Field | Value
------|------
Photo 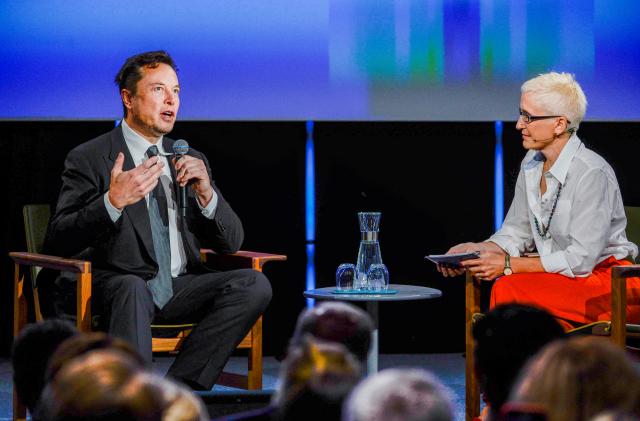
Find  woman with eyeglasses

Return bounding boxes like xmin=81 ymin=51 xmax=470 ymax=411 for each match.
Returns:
xmin=438 ymin=72 xmax=640 ymax=332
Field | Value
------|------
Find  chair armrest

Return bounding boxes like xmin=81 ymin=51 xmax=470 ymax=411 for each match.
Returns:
xmin=613 ymin=265 xmax=640 ymax=279
xmin=10 ymin=251 xmax=92 ymax=332
xmin=9 ymin=252 xmax=91 ymax=273
xmin=200 ymin=249 xmax=287 ymax=272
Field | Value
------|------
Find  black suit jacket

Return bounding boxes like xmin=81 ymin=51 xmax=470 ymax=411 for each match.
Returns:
xmin=41 ymin=126 xmax=243 ymax=285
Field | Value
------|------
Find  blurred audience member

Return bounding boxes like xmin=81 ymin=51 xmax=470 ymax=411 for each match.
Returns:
xmin=473 ymin=304 xmax=564 ymax=420
xmin=509 ymin=336 xmax=640 ymax=421
xmin=45 ymin=331 xmax=146 ymax=382
xmin=218 ymin=303 xmax=372 ymax=420
xmin=290 ymin=301 xmax=373 ymax=363
xmin=40 ymin=348 xmax=207 ymax=421
xmin=11 ymin=319 xmax=78 ymax=416
xmin=343 ymin=368 xmax=454 ymax=421
xmin=273 ymin=337 xmax=363 ymax=421
xmin=589 ymin=411 xmax=640 ymax=421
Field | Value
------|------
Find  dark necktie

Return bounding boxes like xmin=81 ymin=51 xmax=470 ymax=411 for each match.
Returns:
xmin=145 ymin=145 xmax=173 ymax=308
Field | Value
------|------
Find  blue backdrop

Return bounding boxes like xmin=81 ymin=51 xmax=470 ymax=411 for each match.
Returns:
xmin=2 ymin=0 xmax=639 ymax=120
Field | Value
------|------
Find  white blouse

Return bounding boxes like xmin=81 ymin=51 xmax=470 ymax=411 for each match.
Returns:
xmin=488 ymin=134 xmax=637 ymax=278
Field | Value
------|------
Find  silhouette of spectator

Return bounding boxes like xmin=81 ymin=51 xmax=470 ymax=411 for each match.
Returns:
xmin=509 ymin=336 xmax=640 ymax=421
xmin=11 ymin=319 xmax=78 ymax=415
xmin=45 ymin=331 xmax=146 ymax=383
xmin=273 ymin=337 xmax=363 ymax=421
xmin=216 ymin=303 xmax=372 ymax=421
xmin=473 ymin=304 xmax=564 ymax=420
xmin=290 ymin=302 xmax=373 ymax=363
xmin=40 ymin=348 xmax=208 ymax=421
xmin=344 ymin=368 xmax=454 ymax=421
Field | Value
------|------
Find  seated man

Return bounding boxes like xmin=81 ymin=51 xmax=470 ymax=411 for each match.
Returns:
xmin=439 ymin=72 xmax=640 ymax=331
xmin=39 ymin=50 xmax=272 ymax=390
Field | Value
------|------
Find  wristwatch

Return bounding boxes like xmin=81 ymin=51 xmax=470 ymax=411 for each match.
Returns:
xmin=504 ymin=254 xmax=513 ymax=276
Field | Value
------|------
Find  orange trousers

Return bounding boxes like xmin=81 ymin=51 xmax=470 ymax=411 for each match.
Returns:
xmin=490 ymin=256 xmax=640 ymax=331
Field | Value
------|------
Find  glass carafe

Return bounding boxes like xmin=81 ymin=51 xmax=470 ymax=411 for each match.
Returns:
xmin=355 ymin=212 xmax=383 ymax=290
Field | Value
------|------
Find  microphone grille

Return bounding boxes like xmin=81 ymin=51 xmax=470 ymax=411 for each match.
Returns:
xmin=173 ymin=139 xmax=189 ymax=156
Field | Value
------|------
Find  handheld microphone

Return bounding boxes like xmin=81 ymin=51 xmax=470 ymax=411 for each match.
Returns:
xmin=173 ymin=139 xmax=189 ymax=217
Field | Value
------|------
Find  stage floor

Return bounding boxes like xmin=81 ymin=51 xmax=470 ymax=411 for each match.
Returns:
xmin=0 ymin=353 xmax=467 ymax=420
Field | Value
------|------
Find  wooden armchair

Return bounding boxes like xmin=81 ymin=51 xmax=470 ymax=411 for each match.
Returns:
xmin=11 ymin=204 xmax=286 ymax=421
xmin=464 ymin=206 xmax=640 ymax=421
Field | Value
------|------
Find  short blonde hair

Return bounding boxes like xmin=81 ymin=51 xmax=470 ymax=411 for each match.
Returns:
xmin=521 ymin=72 xmax=587 ymax=130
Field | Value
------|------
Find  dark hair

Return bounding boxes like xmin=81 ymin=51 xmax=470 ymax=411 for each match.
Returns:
xmin=11 ymin=320 xmax=78 ymax=412
xmin=114 ymin=50 xmax=178 ymax=116
xmin=290 ymin=301 xmax=373 ymax=363
xmin=472 ymin=304 xmax=564 ymax=418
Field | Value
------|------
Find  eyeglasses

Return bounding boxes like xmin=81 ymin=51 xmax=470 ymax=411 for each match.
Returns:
xmin=519 ymin=109 xmax=570 ymax=125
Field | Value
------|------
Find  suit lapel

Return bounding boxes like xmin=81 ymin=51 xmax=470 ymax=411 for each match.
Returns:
xmin=108 ymin=126 xmax=157 ymax=263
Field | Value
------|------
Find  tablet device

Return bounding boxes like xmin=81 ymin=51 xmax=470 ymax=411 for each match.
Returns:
xmin=425 ymin=251 xmax=481 ymax=268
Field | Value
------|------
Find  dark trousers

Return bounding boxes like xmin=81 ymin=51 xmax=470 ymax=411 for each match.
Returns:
xmin=92 ymin=268 xmax=272 ymax=390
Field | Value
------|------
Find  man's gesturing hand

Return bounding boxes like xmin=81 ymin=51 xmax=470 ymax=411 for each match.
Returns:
xmin=108 ymin=152 xmax=164 ymax=210
xmin=173 ymin=155 xmax=213 ymax=207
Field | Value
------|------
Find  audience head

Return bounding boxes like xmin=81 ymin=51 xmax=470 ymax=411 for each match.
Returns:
xmin=521 ymin=72 xmax=587 ymax=132
xmin=344 ymin=368 xmax=454 ymax=421
xmin=40 ymin=348 xmax=207 ymax=421
xmin=46 ymin=331 xmax=146 ymax=382
xmin=509 ymin=336 xmax=640 ymax=421
xmin=11 ymin=319 xmax=78 ymax=412
xmin=273 ymin=336 xmax=363 ymax=421
xmin=472 ymin=304 xmax=564 ymax=419
xmin=290 ymin=301 xmax=373 ymax=363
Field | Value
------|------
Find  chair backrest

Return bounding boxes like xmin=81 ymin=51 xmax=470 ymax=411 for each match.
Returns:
xmin=23 ymin=204 xmax=51 ymax=281
xmin=625 ymin=206 xmax=640 ymax=263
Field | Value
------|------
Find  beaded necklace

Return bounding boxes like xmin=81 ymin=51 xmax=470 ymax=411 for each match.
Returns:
xmin=534 ymin=183 xmax=563 ymax=238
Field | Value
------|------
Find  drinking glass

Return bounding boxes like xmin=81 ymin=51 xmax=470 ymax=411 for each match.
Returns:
xmin=336 ymin=263 xmax=357 ymax=291
xmin=366 ymin=263 xmax=389 ymax=291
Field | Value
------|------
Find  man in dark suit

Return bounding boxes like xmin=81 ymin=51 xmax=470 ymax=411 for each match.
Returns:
xmin=41 ymin=51 xmax=272 ymax=390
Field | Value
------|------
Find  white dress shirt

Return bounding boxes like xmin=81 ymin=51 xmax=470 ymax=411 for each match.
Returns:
xmin=488 ymin=134 xmax=637 ymax=278
xmin=103 ymin=120 xmax=218 ymax=277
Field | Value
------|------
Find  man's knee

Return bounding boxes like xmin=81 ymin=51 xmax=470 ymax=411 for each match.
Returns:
xmin=110 ymin=274 xmax=149 ymax=295
xmin=233 ymin=269 xmax=272 ymax=310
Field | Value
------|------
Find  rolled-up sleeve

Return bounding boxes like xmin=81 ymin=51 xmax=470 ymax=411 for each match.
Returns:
xmin=488 ymin=170 xmax=533 ymax=256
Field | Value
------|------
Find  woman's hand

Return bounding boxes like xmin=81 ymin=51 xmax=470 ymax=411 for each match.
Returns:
xmin=460 ymin=252 xmax=506 ymax=281
xmin=437 ymin=242 xmax=482 ymax=277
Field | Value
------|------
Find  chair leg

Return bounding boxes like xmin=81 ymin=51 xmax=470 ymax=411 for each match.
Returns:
xmin=13 ymin=388 xmax=27 ymax=421
xmin=465 ymin=271 xmax=481 ymax=421
xmin=247 ymin=316 xmax=263 ymax=390
xmin=611 ymin=268 xmax=627 ymax=348
xmin=13 ymin=264 xmax=28 ymax=421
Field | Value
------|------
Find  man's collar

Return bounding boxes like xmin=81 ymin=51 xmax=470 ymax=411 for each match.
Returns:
xmin=120 ymin=119 xmax=166 ymax=156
